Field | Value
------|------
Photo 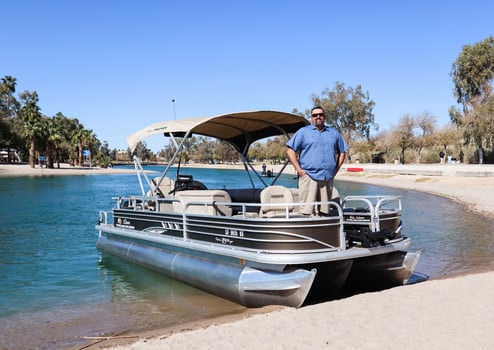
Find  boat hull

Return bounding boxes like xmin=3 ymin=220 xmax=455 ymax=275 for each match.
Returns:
xmin=343 ymin=250 xmax=421 ymax=293
xmin=96 ymin=233 xmax=316 ymax=308
xmin=96 ymin=223 xmax=419 ymax=307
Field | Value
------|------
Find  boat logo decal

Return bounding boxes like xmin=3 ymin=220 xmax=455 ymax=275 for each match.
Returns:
xmin=115 ymin=218 xmax=135 ymax=229
xmin=161 ymin=221 xmax=182 ymax=230
xmin=215 ymin=237 xmax=234 ymax=245
xmin=345 ymin=215 xmax=370 ymax=222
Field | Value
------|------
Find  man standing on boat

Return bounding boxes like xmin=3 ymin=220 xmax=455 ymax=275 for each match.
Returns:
xmin=286 ymin=106 xmax=348 ymax=216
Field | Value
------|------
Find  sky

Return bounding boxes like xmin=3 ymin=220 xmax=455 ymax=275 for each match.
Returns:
xmin=2 ymin=0 xmax=493 ymax=151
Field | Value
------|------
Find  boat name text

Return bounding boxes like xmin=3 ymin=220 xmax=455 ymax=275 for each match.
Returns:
xmin=224 ymin=229 xmax=244 ymax=237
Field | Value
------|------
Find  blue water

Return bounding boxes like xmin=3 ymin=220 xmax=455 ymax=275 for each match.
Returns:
xmin=1 ymin=168 xmax=494 ymax=349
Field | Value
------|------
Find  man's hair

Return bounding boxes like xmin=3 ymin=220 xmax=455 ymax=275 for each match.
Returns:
xmin=310 ymin=106 xmax=325 ymax=114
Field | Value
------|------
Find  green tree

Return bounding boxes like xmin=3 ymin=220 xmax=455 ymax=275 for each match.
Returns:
xmin=266 ymin=136 xmax=288 ymax=163
xmin=43 ymin=113 xmax=66 ymax=168
xmin=310 ymin=81 xmax=378 ymax=142
xmin=81 ymin=129 xmax=99 ymax=166
xmin=19 ymin=91 xmax=43 ymax=168
xmin=450 ymin=36 xmax=494 ymax=163
xmin=248 ymin=141 xmax=267 ymax=161
xmin=69 ymin=119 xmax=86 ymax=166
xmin=0 ymin=76 xmax=21 ymax=161
xmin=194 ymin=137 xmax=215 ymax=163
xmin=95 ymin=141 xmax=113 ymax=167
xmin=1 ymin=75 xmax=17 ymax=119
xmin=133 ymin=141 xmax=154 ymax=162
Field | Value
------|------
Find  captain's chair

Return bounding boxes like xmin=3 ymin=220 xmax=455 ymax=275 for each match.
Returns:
xmin=260 ymin=185 xmax=295 ymax=217
xmin=152 ymin=177 xmax=175 ymax=197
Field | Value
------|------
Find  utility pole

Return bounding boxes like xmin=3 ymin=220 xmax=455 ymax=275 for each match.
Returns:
xmin=172 ymin=99 xmax=176 ymax=120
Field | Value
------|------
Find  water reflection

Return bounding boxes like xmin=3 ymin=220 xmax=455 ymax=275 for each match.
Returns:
xmin=96 ymin=252 xmax=245 ymax=327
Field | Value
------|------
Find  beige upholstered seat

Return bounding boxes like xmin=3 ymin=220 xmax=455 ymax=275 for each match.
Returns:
xmin=152 ymin=177 xmax=175 ymax=197
xmin=173 ymin=190 xmax=233 ymax=216
xmin=290 ymin=187 xmax=300 ymax=213
xmin=332 ymin=187 xmax=341 ymax=205
xmin=260 ymin=186 xmax=294 ymax=217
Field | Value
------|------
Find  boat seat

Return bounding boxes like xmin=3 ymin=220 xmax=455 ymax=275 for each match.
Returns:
xmin=290 ymin=187 xmax=300 ymax=213
xmin=152 ymin=176 xmax=175 ymax=197
xmin=225 ymin=188 xmax=262 ymax=203
xmin=260 ymin=185 xmax=295 ymax=217
xmin=225 ymin=188 xmax=263 ymax=215
xmin=290 ymin=187 xmax=340 ymax=215
xmin=173 ymin=190 xmax=233 ymax=216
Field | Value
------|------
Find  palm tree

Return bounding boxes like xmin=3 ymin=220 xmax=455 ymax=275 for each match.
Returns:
xmin=46 ymin=113 xmax=66 ymax=168
xmin=19 ymin=91 xmax=43 ymax=168
xmin=1 ymin=75 xmax=17 ymax=119
xmin=69 ymin=119 xmax=85 ymax=166
xmin=81 ymin=129 xmax=98 ymax=166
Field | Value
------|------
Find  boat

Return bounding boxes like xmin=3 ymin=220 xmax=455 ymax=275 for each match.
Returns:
xmin=260 ymin=170 xmax=275 ymax=177
xmin=96 ymin=110 xmax=422 ymax=308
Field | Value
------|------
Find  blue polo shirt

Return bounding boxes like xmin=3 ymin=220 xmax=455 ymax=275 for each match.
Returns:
xmin=287 ymin=124 xmax=348 ymax=181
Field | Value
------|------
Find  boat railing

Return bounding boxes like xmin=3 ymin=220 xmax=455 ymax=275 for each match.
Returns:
xmin=165 ymin=197 xmax=345 ymax=249
xmin=341 ymin=195 xmax=401 ymax=212
xmin=341 ymin=195 xmax=401 ymax=231
xmin=178 ymin=199 xmax=344 ymax=219
xmin=111 ymin=193 xmax=348 ymax=249
xmin=114 ymin=193 xmax=344 ymax=219
xmin=98 ymin=210 xmax=110 ymax=225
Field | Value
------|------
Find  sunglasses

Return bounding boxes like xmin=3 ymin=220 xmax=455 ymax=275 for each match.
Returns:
xmin=311 ymin=113 xmax=325 ymax=118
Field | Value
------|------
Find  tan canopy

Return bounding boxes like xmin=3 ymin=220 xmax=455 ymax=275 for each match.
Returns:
xmin=127 ymin=110 xmax=309 ymax=153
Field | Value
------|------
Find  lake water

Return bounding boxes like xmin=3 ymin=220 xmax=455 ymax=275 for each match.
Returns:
xmin=1 ymin=167 xmax=494 ymax=349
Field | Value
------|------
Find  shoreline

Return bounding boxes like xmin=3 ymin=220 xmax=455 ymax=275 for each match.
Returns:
xmin=2 ymin=162 xmax=492 ymax=218
xmin=336 ymin=163 xmax=494 ymax=219
xmin=105 ymin=271 xmax=494 ymax=350
xmin=0 ymin=163 xmax=137 ymax=176
xmin=3 ymin=162 xmax=494 ymax=349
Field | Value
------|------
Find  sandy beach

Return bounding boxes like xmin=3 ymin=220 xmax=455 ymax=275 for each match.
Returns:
xmin=2 ymin=162 xmax=494 ymax=349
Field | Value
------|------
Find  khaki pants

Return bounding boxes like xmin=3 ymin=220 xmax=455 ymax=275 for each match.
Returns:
xmin=298 ymin=175 xmax=334 ymax=215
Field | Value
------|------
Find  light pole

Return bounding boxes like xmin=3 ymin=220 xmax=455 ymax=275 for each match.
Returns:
xmin=401 ymin=135 xmax=406 ymax=165
xmin=172 ymin=99 xmax=176 ymax=120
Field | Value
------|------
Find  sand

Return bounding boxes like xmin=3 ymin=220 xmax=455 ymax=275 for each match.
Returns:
xmin=107 ymin=271 xmax=494 ymax=350
xmin=2 ymin=162 xmax=494 ymax=349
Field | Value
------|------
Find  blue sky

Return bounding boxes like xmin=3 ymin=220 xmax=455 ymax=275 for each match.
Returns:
xmin=2 ymin=0 xmax=493 ymax=151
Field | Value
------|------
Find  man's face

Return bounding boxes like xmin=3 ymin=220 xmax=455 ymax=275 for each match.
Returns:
xmin=311 ymin=109 xmax=325 ymax=128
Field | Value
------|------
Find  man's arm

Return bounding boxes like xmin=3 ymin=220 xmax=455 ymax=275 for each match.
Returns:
xmin=334 ymin=152 xmax=346 ymax=175
xmin=286 ymin=147 xmax=305 ymax=177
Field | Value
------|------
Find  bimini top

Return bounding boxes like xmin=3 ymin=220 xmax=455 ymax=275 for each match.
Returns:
xmin=127 ymin=110 xmax=309 ymax=153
